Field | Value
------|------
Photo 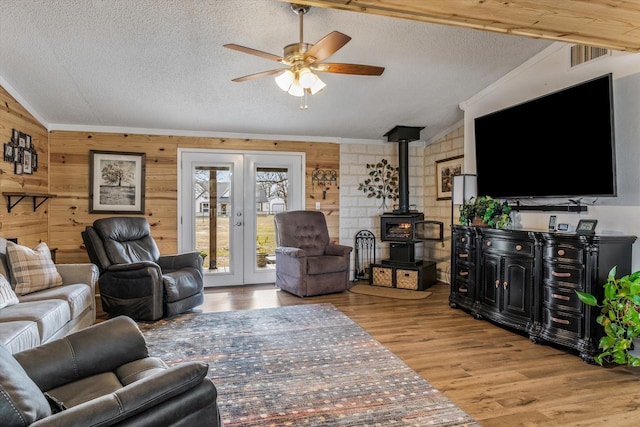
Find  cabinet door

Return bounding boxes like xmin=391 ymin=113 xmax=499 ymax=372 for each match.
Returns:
xmin=480 ymin=253 xmax=501 ymax=310
xmin=502 ymin=256 xmax=533 ymax=321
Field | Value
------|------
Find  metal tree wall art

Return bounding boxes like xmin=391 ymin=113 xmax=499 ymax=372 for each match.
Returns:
xmin=357 ymin=159 xmax=399 ymax=209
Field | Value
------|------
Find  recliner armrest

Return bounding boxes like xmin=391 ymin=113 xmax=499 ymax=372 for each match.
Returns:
xmin=14 ymin=316 xmax=148 ymax=391
xmin=276 ymin=246 xmax=307 ymax=258
xmin=325 ymin=243 xmax=353 ymax=257
xmin=106 ymin=261 xmax=162 ymax=275
xmin=30 ymin=362 xmax=212 ymax=427
xmin=157 ymin=251 xmax=202 ymax=272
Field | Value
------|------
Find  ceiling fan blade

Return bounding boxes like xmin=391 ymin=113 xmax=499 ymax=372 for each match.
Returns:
xmin=313 ymin=63 xmax=385 ymax=76
xmin=224 ymin=44 xmax=283 ymax=63
xmin=231 ymin=69 xmax=286 ymax=82
xmin=304 ymin=31 xmax=351 ymax=63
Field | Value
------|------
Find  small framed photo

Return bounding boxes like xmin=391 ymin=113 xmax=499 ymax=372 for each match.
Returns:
xmin=25 ymin=135 xmax=31 ymax=149
xmin=22 ymin=150 xmax=32 ymax=174
xmin=14 ymin=161 xmax=22 ymax=175
xmin=13 ymin=146 xmax=21 ymax=163
xmin=435 ymin=155 xmax=464 ymax=200
xmin=576 ymin=219 xmax=598 ymax=235
xmin=32 ymin=151 xmax=38 ymax=172
xmin=11 ymin=129 xmax=19 ymax=142
xmin=89 ymin=150 xmax=146 ymax=214
xmin=4 ymin=144 xmax=13 ymax=161
xmin=18 ymin=133 xmax=26 ymax=148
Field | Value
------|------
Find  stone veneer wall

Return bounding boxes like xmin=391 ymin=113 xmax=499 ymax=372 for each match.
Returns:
xmin=340 ymin=140 xmax=425 ymax=282
xmin=340 ymin=125 xmax=464 ymax=285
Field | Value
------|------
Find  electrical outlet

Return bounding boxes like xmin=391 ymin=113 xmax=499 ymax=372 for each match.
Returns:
xmin=315 ymin=202 xmax=321 ymax=210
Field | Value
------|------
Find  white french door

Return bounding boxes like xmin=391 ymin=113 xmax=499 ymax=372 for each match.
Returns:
xmin=179 ymin=149 xmax=304 ymax=287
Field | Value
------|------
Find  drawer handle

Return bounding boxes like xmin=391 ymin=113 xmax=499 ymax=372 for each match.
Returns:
xmin=551 ymin=316 xmax=570 ymax=325
xmin=552 ymin=271 xmax=571 ymax=278
xmin=459 ymin=271 xmax=469 ymax=276
xmin=503 ymin=281 xmax=508 ymax=289
xmin=557 ymin=249 xmax=565 ymax=256
xmin=461 ymin=237 xmax=466 ymax=243
xmin=486 ymin=241 xmax=492 ymax=247
xmin=552 ymin=293 xmax=570 ymax=301
xmin=515 ymin=244 xmax=522 ymax=251
xmin=459 ymin=288 xmax=468 ymax=293
xmin=459 ymin=253 xmax=469 ymax=258
xmin=495 ymin=280 xmax=500 ymax=288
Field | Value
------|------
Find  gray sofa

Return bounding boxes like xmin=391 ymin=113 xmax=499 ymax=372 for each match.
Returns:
xmin=1 ymin=315 xmax=221 ymax=426
xmin=0 ymin=238 xmax=99 ymax=354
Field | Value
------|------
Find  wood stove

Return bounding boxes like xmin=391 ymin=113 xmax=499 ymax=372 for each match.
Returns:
xmin=369 ymin=125 xmax=442 ymax=290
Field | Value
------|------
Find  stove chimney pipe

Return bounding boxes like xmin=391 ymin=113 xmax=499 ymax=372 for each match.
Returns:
xmin=384 ymin=125 xmax=425 ymax=214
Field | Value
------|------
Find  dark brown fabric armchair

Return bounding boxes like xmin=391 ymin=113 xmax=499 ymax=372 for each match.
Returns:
xmin=274 ymin=210 xmax=353 ymax=297
xmin=81 ymin=217 xmax=204 ymax=321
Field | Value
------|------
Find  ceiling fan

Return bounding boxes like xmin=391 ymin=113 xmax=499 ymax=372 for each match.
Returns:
xmin=223 ymin=3 xmax=384 ymax=104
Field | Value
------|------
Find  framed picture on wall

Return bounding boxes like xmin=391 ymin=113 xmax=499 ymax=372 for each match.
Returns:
xmin=89 ymin=150 xmax=146 ymax=213
xmin=435 ymin=155 xmax=463 ymax=200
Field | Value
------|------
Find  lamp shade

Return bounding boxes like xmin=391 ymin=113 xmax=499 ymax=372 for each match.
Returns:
xmin=309 ymin=76 xmax=326 ymax=94
xmin=287 ymin=79 xmax=305 ymax=97
xmin=298 ymin=68 xmax=316 ymax=88
xmin=275 ymin=70 xmax=295 ymax=91
xmin=452 ymin=174 xmax=477 ymax=205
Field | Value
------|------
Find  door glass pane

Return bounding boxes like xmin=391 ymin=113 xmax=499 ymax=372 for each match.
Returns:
xmin=255 ymin=167 xmax=288 ymax=269
xmin=195 ymin=166 xmax=231 ymax=272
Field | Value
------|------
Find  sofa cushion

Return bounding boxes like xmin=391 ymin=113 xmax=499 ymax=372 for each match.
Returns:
xmin=0 ymin=300 xmax=71 ymax=343
xmin=6 ymin=242 xmax=63 ymax=295
xmin=0 ymin=343 xmax=51 ymax=426
xmin=0 ymin=321 xmax=40 ymax=354
xmin=0 ymin=274 xmax=19 ymax=309
xmin=19 ymin=283 xmax=93 ymax=319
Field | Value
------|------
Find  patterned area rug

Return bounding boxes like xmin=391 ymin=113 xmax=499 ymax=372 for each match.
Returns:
xmin=138 ymin=303 xmax=479 ymax=426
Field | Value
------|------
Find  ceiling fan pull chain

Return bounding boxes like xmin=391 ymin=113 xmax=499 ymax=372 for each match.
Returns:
xmin=300 ymin=91 xmax=309 ymax=110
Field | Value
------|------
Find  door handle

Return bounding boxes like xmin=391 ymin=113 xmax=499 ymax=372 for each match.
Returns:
xmin=235 ymin=221 xmax=243 ymax=226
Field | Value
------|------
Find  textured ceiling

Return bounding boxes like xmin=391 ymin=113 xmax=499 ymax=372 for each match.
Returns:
xmin=0 ymin=0 xmax=554 ymax=142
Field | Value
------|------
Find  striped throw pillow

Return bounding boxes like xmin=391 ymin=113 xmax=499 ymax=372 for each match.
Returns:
xmin=0 ymin=274 xmax=18 ymax=308
xmin=6 ymin=242 xmax=63 ymax=295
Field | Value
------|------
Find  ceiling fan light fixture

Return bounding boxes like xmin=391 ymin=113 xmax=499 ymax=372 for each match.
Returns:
xmin=308 ymin=76 xmax=326 ymax=95
xmin=298 ymin=67 xmax=317 ymax=88
xmin=288 ymin=80 xmax=305 ymax=97
xmin=275 ymin=69 xmax=295 ymax=91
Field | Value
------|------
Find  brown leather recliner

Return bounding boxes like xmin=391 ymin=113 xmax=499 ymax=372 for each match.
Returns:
xmin=274 ymin=210 xmax=353 ymax=297
xmin=81 ymin=217 xmax=204 ymax=321
xmin=0 ymin=315 xmax=221 ymax=426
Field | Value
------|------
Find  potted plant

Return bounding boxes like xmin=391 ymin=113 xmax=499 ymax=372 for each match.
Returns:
xmin=575 ymin=266 xmax=640 ymax=366
xmin=256 ymin=236 xmax=269 ymax=268
xmin=459 ymin=196 xmax=512 ymax=229
xmin=198 ymin=249 xmax=207 ymax=263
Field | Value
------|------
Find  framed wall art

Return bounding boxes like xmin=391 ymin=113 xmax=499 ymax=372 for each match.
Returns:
xmin=435 ymin=155 xmax=463 ymax=200
xmin=3 ymin=129 xmax=37 ymax=175
xmin=89 ymin=150 xmax=146 ymax=213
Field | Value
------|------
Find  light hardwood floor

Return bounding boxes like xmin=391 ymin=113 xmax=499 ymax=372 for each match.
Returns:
xmin=106 ymin=282 xmax=640 ymax=426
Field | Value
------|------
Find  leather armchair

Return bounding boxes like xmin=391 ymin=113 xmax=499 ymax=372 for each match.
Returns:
xmin=81 ymin=217 xmax=204 ymax=321
xmin=0 ymin=315 xmax=221 ymax=427
xmin=274 ymin=210 xmax=353 ymax=297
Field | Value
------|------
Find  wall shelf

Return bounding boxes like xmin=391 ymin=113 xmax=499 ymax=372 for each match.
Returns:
xmin=3 ymin=192 xmax=57 ymax=212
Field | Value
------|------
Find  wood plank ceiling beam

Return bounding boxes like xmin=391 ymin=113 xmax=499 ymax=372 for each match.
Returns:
xmin=287 ymin=0 xmax=640 ymax=53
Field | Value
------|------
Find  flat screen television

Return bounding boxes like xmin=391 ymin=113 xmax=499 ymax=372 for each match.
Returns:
xmin=474 ymin=73 xmax=616 ymax=199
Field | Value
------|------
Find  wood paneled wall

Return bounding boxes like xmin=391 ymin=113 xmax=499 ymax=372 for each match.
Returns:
xmin=0 ymin=87 xmax=50 ymax=246
xmin=48 ymin=131 xmax=341 ymax=263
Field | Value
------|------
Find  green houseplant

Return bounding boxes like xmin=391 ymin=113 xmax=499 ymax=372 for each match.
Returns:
xmin=459 ymin=196 xmax=512 ymax=229
xmin=575 ymin=266 xmax=640 ymax=366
